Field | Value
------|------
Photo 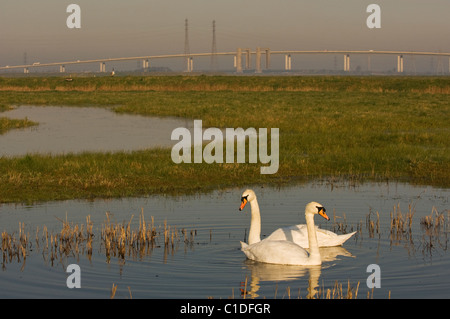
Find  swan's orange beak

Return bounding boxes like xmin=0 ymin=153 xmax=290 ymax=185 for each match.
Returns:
xmin=239 ymin=198 xmax=248 ymax=211
xmin=318 ymin=207 xmax=330 ymax=221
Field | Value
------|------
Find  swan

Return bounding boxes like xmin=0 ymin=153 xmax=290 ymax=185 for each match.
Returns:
xmin=266 ymin=224 xmax=355 ymax=249
xmin=240 ymin=189 xmax=355 ymax=248
xmin=239 ymin=189 xmax=330 ymax=265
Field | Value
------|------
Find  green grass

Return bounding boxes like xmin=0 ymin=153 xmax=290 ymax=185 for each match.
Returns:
xmin=0 ymin=75 xmax=449 ymax=203
xmin=0 ymin=104 xmax=38 ymax=134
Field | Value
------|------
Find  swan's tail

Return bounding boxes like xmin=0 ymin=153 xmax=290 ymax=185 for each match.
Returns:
xmin=337 ymin=231 xmax=356 ymax=245
xmin=240 ymin=241 xmax=248 ymax=251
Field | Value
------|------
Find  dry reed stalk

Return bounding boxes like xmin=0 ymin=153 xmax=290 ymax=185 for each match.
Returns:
xmin=243 ymin=276 xmax=248 ymax=300
xmin=4 ymin=212 xmax=198 ymax=267
xmin=317 ymin=280 xmax=359 ymax=299
xmin=420 ymin=206 xmax=445 ymax=235
xmin=286 ymin=286 xmax=291 ymax=299
xmin=389 ymin=204 xmax=415 ymax=243
xmin=43 ymin=226 xmax=49 ymax=250
xmin=366 ymin=209 xmax=381 ymax=238
xmin=110 ymin=283 xmax=118 ymax=299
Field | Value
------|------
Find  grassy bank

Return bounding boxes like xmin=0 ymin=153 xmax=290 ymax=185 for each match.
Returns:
xmin=0 ymin=104 xmax=38 ymax=134
xmin=0 ymin=75 xmax=449 ymax=203
xmin=1 ymin=75 xmax=450 ymax=94
xmin=0 ymin=117 xmax=37 ymax=134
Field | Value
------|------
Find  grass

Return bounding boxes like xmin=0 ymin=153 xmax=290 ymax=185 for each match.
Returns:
xmin=0 ymin=75 xmax=449 ymax=203
xmin=0 ymin=116 xmax=38 ymax=135
xmin=0 ymin=104 xmax=38 ymax=134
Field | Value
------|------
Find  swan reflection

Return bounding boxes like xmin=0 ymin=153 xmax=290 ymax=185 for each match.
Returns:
xmin=241 ymin=246 xmax=353 ymax=298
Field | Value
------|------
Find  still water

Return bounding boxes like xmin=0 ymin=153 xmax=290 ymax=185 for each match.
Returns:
xmin=0 ymin=105 xmax=192 ymax=157
xmin=0 ymin=182 xmax=449 ymax=299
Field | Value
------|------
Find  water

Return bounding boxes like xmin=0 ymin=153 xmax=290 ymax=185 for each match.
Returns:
xmin=0 ymin=105 xmax=192 ymax=157
xmin=1 ymin=105 xmax=449 ymax=298
xmin=0 ymin=181 xmax=449 ymax=299
xmin=0 ymin=106 xmax=252 ymax=158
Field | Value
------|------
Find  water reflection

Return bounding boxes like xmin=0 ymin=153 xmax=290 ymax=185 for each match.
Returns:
xmin=241 ymin=246 xmax=353 ymax=298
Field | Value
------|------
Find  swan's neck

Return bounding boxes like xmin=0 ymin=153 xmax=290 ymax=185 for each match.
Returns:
xmin=305 ymin=213 xmax=321 ymax=264
xmin=248 ymin=198 xmax=261 ymax=245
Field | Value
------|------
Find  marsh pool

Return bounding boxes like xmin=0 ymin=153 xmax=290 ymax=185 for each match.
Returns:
xmin=0 ymin=105 xmax=192 ymax=157
xmin=0 ymin=181 xmax=448 ymax=299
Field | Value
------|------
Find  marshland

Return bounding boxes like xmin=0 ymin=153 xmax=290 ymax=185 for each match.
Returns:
xmin=0 ymin=75 xmax=449 ymax=298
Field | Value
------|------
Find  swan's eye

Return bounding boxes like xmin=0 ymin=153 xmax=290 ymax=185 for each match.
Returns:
xmin=316 ymin=206 xmax=326 ymax=212
xmin=241 ymin=195 xmax=249 ymax=202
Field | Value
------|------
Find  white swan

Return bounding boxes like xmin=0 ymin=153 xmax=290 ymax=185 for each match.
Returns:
xmin=266 ymin=224 xmax=355 ymax=249
xmin=239 ymin=189 xmax=329 ymax=265
xmin=240 ymin=189 xmax=355 ymax=248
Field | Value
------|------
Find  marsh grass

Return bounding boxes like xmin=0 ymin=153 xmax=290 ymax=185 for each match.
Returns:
xmin=327 ymin=201 xmax=447 ymax=255
xmin=389 ymin=204 xmax=415 ymax=243
xmin=1 ymin=75 xmax=449 ymax=94
xmin=1 ymin=210 xmax=198 ymax=269
xmin=239 ymin=278 xmax=369 ymax=299
xmin=420 ymin=206 xmax=446 ymax=234
xmin=331 ymin=209 xmax=356 ymax=234
xmin=1 ymin=228 xmax=27 ymax=270
xmin=0 ymin=116 xmax=38 ymax=134
xmin=366 ymin=210 xmax=380 ymax=238
xmin=319 ymin=280 xmax=361 ymax=299
xmin=0 ymin=75 xmax=449 ymax=203
xmin=420 ymin=207 xmax=449 ymax=255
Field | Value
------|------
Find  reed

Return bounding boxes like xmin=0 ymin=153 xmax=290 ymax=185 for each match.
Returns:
xmin=318 ymin=280 xmax=360 ymax=299
xmin=389 ymin=204 xmax=415 ymax=243
xmin=110 ymin=283 xmax=118 ymax=299
xmin=99 ymin=210 xmax=196 ymax=262
xmin=366 ymin=210 xmax=380 ymax=238
xmin=1 ymin=208 xmax=200 ymax=269
xmin=272 ymin=280 xmax=364 ymax=299
xmin=1 ymin=223 xmax=30 ymax=269
xmin=420 ymin=207 xmax=449 ymax=256
xmin=420 ymin=206 xmax=446 ymax=234
xmin=331 ymin=210 xmax=355 ymax=234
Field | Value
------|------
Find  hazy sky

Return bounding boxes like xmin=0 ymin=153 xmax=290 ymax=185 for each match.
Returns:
xmin=1 ymin=0 xmax=449 ymax=71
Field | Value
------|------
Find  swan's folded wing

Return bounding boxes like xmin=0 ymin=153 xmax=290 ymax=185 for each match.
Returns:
xmin=241 ymin=240 xmax=311 ymax=265
xmin=266 ymin=225 xmax=309 ymax=245
xmin=267 ymin=225 xmax=356 ymax=248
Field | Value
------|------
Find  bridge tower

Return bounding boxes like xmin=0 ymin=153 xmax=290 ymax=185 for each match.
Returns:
xmin=211 ymin=20 xmax=218 ymax=71
xmin=184 ymin=19 xmax=191 ymax=72
xmin=397 ymin=55 xmax=404 ymax=73
xmin=255 ymin=47 xmax=262 ymax=73
xmin=344 ymin=54 xmax=350 ymax=71
xmin=235 ymin=48 xmax=243 ymax=73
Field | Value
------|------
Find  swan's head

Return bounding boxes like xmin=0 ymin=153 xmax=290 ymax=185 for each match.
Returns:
xmin=239 ymin=189 xmax=256 ymax=211
xmin=305 ymin=201 xmax=330 ymax=221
